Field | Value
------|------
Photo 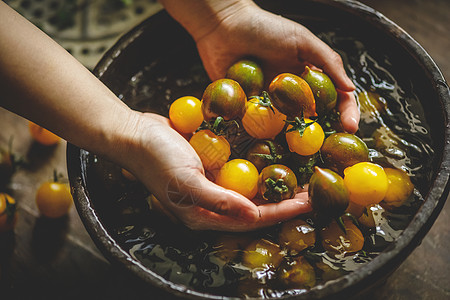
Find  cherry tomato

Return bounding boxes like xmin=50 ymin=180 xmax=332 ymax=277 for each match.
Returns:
xmin=242 ymin=94 xmax=286 ymax=139
xmin=245 ymin=139 xmax=287 ymax=172
xmin=225 ymin=59 xmax=264 ymax=97
xmin=308 ymin=166 xmax=349 ymax=221
xmin=0 ymin=193 xmax=18 ymax=233
xmin=268 ymin=73 xmax=316 ymax=118
xmin=258 ymin=164 xmax=297 ymax=202
xmin=279 ymin=218 xmax=316 ymax=253
xmin=343 ymin=162 xmax=388 ymax=207
xmin=278 ymin=256 xmax=316 ymax=289
xmin=285 ymin=118 xmax=324 ymax=156
xmin=201 ymin=79 xmax=246 ymax=121
xmin=301 ymin=66 xmax=337 ymax=116
xmin=320 ymin=132 xmax=369 ymax=175
xmin=29 ymin=121 xmax=61 ymax=146
xmin=214 ymin=234 xmax=252 ymax=263
xmin=358 ymin=204 xmax=384 ymax=228
xmin=36 ymin=176 xmax=73 ymax=218
xmin=189 ymin=129 xmax=231 ymax=172
xmin=215 ymin=159 xmax=259 ymax=199
xmin=382 ymin=168 xmax=414 ymax=209
xmin=169 ymin=96 xmax=204 ymax=134
xmin=242 ymin=238 xmax=284 ymax=269
xmin=320 ymin=216 xmax=364 ymax=257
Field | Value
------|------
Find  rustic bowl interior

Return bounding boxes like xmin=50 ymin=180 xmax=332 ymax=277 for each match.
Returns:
xmin=67 ymin=0 xmax=450 ymax=299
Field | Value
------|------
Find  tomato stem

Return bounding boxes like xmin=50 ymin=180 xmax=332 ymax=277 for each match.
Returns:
xmin=208 ymin=116 xmax=239 ymax=136
xmin=249 ymin=91 xmax=275 ymax=114
xmin=264 ymin=178 xmax=288 ymax=202
xmin=285 ymin=112 xmax=317 ymax=137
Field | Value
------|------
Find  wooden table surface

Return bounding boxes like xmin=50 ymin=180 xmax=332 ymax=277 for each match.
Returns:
xmin=1 ymin=0 xmax=449 ymax=299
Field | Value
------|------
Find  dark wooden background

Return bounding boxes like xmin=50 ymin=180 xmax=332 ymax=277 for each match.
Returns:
xmin=0 ymin=0 xmax=448 ymax=299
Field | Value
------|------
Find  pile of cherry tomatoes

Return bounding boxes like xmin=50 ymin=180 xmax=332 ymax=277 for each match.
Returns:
xmin=169 ymin=58 xmax=414 ymax=234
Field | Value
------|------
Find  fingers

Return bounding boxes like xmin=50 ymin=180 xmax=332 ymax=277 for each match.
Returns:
xmin=298 ymin=30 xmax=355 ymax=92
xmin=337 ymin=90 xmax=359 ymax=134
xmin=164 ymin=172 xmax=260 ymax=224
xmin=254 ymin=193 xmax=312 ymax=228
xmin=174 ymin=191 xmax=312 ymax=232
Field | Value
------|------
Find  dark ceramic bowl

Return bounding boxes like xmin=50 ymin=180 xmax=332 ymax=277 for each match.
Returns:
xmin=67 ymin=0 xmax=450 ymax=299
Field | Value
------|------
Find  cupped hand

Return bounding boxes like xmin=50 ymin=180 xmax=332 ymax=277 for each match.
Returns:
xmin=194 ymin=2 xmax=359 ymax=133
xmin=122 ymin=112 xmax=311 ymax=231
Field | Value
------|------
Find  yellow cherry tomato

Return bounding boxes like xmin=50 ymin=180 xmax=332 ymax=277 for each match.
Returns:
xmin=36 ymin=179 xmax=73 ymax=218
xmin=169 ymin=96 xmax=204 ymax=134
xmin=242 ymin=98 xmax=286 ymax=139
xmin=382 ymin=168 xmax=414 ymax=209
xmin=215 ymin=159 xmax=259 ymax=199
xmin=285 ymin=119 xmax=324 ymax=156
xmin=242 ymin=238 xmax=284 ymax=269
xmin=344 ymin=162 xmax=388 ymax=206
xmin=0 ymin=193 xmax=18 ymax=233
xmin=189 ymin=129 xmax=231 ymax=172
xmin=29 ymin=121 xmax=61 ymax=146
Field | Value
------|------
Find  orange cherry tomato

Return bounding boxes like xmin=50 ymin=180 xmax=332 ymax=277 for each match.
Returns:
xmin=29 ymin=121 xmax=61 ymax=146
xmin=189 ymin=129 xmax=231 ymax=172
xmin=215 ymin=159 xmax=259 ymax=199
xmin=36 ymin=177 xmax=73 ymax=218
xmin=169 ymin=96 xmax=204 ymax=134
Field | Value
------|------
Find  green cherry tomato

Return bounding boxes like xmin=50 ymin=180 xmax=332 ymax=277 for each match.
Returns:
xmin=201 ymin=79 xmax=247 ymax=121
xmin=225 ymin=59 xmax=264 ymax=97
xmin=258 ymin=164 xmax=297 ymax=202
xmin=268 ymin=73 xmax=316 ymax=118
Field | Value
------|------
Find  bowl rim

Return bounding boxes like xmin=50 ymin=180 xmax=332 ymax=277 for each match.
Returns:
xmin=67 ymin=0 xmax=450 ymax=299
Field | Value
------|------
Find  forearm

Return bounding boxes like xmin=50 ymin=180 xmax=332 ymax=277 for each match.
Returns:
xmin=159 ymin=0 xmax=257 ymax=41
xmin=0 ymin=2 xmax=133 ymax=160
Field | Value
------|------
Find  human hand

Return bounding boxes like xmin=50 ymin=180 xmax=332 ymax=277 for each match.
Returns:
xmin=119 ymin=112 xmax=311 ymax=231
xmin=193 ymin=2 xmax=359 ymax=133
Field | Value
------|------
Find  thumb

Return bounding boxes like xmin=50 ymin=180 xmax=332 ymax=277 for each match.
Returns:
xmin=162 ymin=170 xmax=260 ymax=222
xmin=299 ymin=31 xmax=355 ymax=92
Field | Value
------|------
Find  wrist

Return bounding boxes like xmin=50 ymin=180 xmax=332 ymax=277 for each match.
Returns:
xmin=160 ymin=0 xmax=257 ymax=42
